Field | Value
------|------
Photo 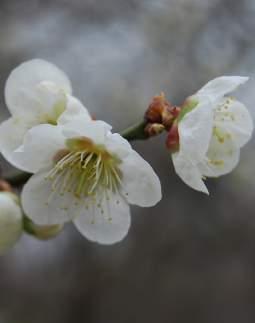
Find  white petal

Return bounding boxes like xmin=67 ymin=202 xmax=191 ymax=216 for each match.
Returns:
xmin=104 ymin=132 xmax=132 ymax=159
xmin=74 ymin=193 xmax=131 ymax=245
xmin=0 ymin=117 xmax=29 ymax=169
xmin=120 ymin=150 xmax=162 ymax=206
xmin=198 ymin=129 xmax=240 ymax=177
xmin=57 ymin=95 xmax=91 ymax=125
xmin=214 ymin=98 xmax=253 ymax=147
xmin=196 ymin=76 xmax=248 ymax=102
xmin=30 ymin=81 xmax=67 ymax=122
xmin=178 ymin=99 xmax=214 ymax=162
xmin=14 ymin=124 xmax=65 ymax=173
xmin=62 ymin=120 xmax=112 ymax=145
xmin=5 ymin=59 xmax=72 ymax=117
xmin=172 ymin=152 xmax=209 ymax=194
xmin=6 ymin=81 xmax=68 ymax=124
xmin=6 ymin=80 xmax=67 ymax=122
xmin=21 ymin=169 xmax=79 ymax=225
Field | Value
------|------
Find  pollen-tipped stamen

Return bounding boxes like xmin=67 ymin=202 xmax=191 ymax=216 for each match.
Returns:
xmin=45 ymin=144 xmax=122 ymax=212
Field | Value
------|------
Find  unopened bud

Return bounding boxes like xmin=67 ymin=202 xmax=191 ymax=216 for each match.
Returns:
xmin=0 ymin=192 xmax=23 ymax=255
xmin=145 ymin=92 xmax=181 ymax=130
xmin=145 ymin=92 xmax=172 ymax=123
xmin=166 ymin=122 xmax=179 ymax=153
xmin=145 ymin=123 xmax=165 ymax=137
xmin=162 ymin=106 xmax=181 ymax=129
xmin=24 ymin=216 xmax=63 ymax=240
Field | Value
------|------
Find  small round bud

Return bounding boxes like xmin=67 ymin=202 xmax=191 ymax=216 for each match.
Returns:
xmin=145 ymin=123 xmax=165 ymax=137
xmin=0 ymin=192 xmax=23 ymax=255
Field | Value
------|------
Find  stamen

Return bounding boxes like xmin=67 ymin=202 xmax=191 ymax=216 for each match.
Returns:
xmin=45 ymin=143 xmax=123 ymax=222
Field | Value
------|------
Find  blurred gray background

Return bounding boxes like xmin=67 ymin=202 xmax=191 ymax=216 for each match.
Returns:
xmin=1 ymin=0 xmax=255 ymax=322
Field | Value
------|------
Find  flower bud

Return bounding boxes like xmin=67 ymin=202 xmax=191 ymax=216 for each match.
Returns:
xmin=145 ymin=123 xmax=165 ymax=137
xmin=166 ymin=122 xmax=179 ymax=153
xmin=145 ymin=92 xmax=181 ymax=130
xmin=145 ymin=92 xmax=169 ymax=123
xmin=0 ymin=192 xmax=23 ymax=255
xmin=162 ymin=106 xmax=181 ymax=129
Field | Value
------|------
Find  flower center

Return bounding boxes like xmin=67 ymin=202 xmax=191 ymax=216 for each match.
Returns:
xmin=45 ymin=137 xmax=122 ymax=203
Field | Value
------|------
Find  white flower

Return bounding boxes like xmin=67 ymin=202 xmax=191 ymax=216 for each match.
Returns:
xmin=172 ymin=76 xmax=253 ymax=194
xmin=0 ymin=59 xmax=91 ymax=171
xmin=0 ymin=192 xmax=23 ymax=255
xmin=17 ymin=120 xmax=161 ymax=244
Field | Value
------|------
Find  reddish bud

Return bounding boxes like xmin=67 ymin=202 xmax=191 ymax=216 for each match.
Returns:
xmin=170 ymin=106 xmax=181 ymax=119
xmin=162 ymin=106 xmax=181 ymax=129
xmin=145 ymin=123 xmax=165 ymax=137
xmin=145 ymin=92 xmax=172 ymax=123
xmin=166 ymin=122 xmax=179 ymax=153
xmin=145 ymin=92 xmax=181 ymax=130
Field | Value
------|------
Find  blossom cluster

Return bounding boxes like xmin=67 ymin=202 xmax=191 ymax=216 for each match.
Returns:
xmin=0 ymin=59 xmax=161 ymax=246
xmin=0 ymin=59 xmax=253 ymax=252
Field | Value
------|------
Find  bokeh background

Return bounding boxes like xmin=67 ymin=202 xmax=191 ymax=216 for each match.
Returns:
xmin=1 ymin=0 xmax=255 ymax=322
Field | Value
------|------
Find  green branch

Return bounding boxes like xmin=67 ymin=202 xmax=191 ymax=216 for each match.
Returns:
xmin=120 ymin=120 xmax=148 ymax=141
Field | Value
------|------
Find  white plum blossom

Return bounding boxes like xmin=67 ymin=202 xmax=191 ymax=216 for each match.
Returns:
xmin=171 ymin=76 xmax=253 ymax=194
xmin=0 ymin=192 xmax=23 ymax=255
xmin=17 ymin=120 xmax=161 ymax=244
xmin=0 ymin=59 xmax=91 ymax=171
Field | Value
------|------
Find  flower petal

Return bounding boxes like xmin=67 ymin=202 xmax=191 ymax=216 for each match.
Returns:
xmin=214 ymin=98 xmax=253 ymax=147
xmin=5 ymin=59 xmax=72 ymax=117
xmin=21 ymin=169 xmax=79 ymax=225
xmin=6 ymin=81 xmax=68 ymax=124
xmin=178 ymin=99 xmax=213 ymax=162
xmin=0 ymin=117 xmax=29 ymax=169
xmin=120 ymin=150 xmax=162 ymax=207
xmin=30 ymin=81 xmax=67 ymax=123
xmin=63 ymin=120 xmax=112 ymax=145
xmin=104 ymin=132 xmax=132 ymax=159
xmin=14 ymin=124 xmax=65 ymax=173
xmin=198 ymin=129 xmax=240 ymax=177
xmin=196 ymin=76 xmax=248 ymax=102
xmin=73 ymin=193 xmax=131 ymax=245
xmin=172 ymin=152 xmax=209 ymax=194
xmin=57 ymin=95 xmax=91 ymax=125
